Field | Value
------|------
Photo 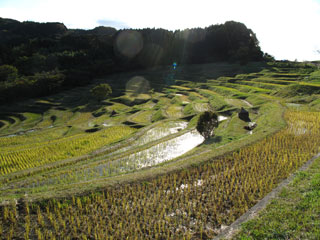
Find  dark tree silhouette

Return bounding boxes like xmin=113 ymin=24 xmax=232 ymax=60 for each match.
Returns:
xmin=196 ymin=111 xmax=219 ymax=139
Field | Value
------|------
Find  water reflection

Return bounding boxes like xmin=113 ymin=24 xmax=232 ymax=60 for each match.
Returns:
xmin=111 ymin=121 xmax=188 ymax=155
xmin=133 ymin=129 xmax=204 ymax=168
xmin=25 ymin=127 xmax=204 ymax=189
xmin=218 ymin=115 xmax=228 ymax=121
xmin=86 ymin=129 xmax=204 ymax=176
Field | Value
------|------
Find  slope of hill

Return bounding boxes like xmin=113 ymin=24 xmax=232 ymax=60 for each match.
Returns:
xmin=0 ymin=17 xmax=266 ymax=104
xmin=0 ymin=61 xmax=320 ymax=239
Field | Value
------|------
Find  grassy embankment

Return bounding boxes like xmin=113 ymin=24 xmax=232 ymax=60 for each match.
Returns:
xmin=234 ymin=155 xmax=320 ymax=240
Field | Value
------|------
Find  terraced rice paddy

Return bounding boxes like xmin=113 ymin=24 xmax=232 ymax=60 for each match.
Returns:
xmin=1 ymin=62 xmax=320 ymax=239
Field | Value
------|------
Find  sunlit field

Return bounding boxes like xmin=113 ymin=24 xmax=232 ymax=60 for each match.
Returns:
xmin=1 ymin=61 xmax=320 ymax=239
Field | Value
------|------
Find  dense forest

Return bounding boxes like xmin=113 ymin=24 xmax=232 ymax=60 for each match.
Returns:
xmin=0 ymin=17 xmax=268 ymax=103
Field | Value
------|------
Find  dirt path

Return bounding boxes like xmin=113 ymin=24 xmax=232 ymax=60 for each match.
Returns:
xmin=241 ymin=100 xmax=253 ymax=107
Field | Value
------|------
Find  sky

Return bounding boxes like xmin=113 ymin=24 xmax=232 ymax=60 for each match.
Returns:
xmin=1 ymin=0 xmax=320 ymax=61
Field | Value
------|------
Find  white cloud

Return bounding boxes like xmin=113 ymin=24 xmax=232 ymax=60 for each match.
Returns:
xmin=0 ymin=0 xmax=319 ymax=60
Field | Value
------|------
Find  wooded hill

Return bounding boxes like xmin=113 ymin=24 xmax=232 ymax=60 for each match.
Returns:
xmin=0 ymin=17 xmax=267 ymax=103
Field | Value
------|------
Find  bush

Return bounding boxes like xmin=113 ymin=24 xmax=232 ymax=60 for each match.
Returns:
xmin=91 ymin=83 xmax=112 ymax=100
xmin=0 ymin=65 xmax=18 ymax=82
xmin=196 ymin=111 xmax=219 ymax=139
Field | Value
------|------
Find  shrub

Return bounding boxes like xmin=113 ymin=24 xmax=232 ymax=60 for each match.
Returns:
xmin=0 ymin=65 xmax=18 ymax=82
xmin=196 ymin=111 xmax=218 ymax=139
xmin=91 ymin=83 xmax=112 ymax=100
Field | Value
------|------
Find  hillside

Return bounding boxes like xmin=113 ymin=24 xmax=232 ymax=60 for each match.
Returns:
xmin=1 ymin=60 xmax=320 ymax=239
xmin=1 ymin=16 xmax=320 ymax=239
xmin=0 ymin=17 xmax=266 ymax=104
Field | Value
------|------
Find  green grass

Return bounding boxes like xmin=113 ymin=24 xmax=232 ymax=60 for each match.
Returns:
xmin=238 ymin=80 xmax=286 ymax=90
xmin=151 ymin=109 xmax=166 ymax=122
xmin=183 ymin=103 xmax=196 ymax=115
xmin=0 ymin=112 xmax=42 ymax=134
xmin=0 ymin=126 xmax=70 ymax=147
xmin=224 ymin=98 xmax=252 ymax=108
xmin=299 ymin=81 xmax=320 ymax=87
xmin=223 ymin=82 xmax=272 ymax=94
xmin=209 ymin=85 xmax=249 ymax=99
xmin=0 ymin=61 xmax=317 ymax=205
xmin=113 ymin=93 xmax=151 ymax=106
xmin=171 ymin=85 xmax=192 ymax=91
xmin=188 ymin=91 xmax=206 ymax=101
xmin=106 ymin=102 xmax=129 ymax=112
xmin=244 ymin=95 xmax=271 ymax=105
xmin=197 ymin=89 xmax=231 ymax=110
xmin=130 ymin=110 xmax=154 ymax=123
xmin=252 ymin=77 xmax=296 ymax=85
xmin=277 ymin=84 xmax=320 ymax=97
xmin=309 ymin=97 xmax=320 ymax=110
xmin=306 ymin=70 xmax=320 ymax=84
xmin=165 ymin=105 xmax=183 ymax=118
xmin=234 ymin=157 xmax=320 ymax=240
xmin=0 ymin=126 xmax=136 ymax=176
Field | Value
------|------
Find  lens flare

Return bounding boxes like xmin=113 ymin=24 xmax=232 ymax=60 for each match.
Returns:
xmin=115 ymin=30 xmax=143 ymax=59
xmin=173 ymin=62 xmax=177 ymax=69
xmin=126 ymin=76 xmax=150 ymax=96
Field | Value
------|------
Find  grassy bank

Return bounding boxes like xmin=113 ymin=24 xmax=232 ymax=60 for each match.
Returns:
xmin=234 ymin=156 xmax=320 ymax=240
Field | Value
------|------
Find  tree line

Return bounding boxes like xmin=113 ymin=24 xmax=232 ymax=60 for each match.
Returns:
xmin=0 ymin=17 xmax=267 ymax=103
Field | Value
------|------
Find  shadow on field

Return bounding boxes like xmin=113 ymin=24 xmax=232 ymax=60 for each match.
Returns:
xmin=204 ymin=135 xmax=222 ymax=145
xmin=0 ymin=62 xmax=270 ymax=122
